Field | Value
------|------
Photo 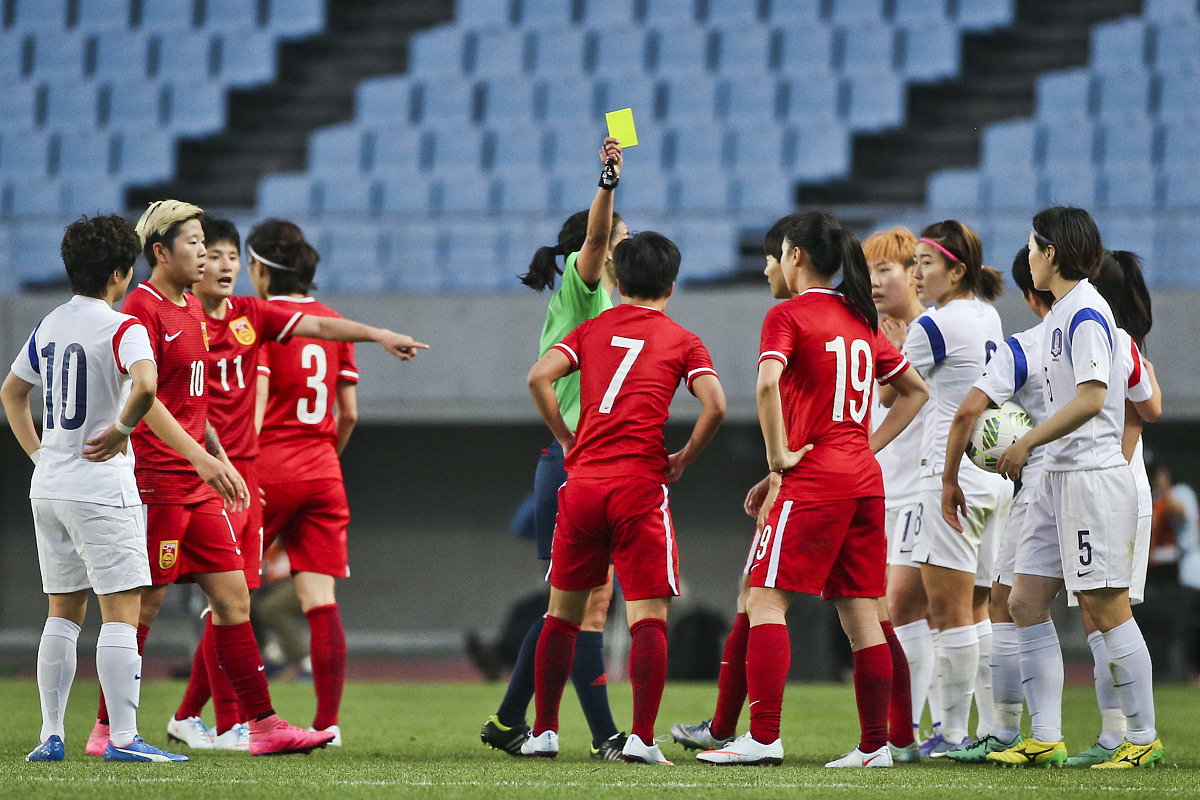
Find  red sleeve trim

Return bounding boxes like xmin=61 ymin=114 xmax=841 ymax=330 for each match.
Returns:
xmin=758 ymin=350 xmax=788 ymax=367
xmin=553 ymin=342 xmax=579 ymax=368
xmin=877 ymin=357 xmax=911 ymax=386
xmin=111 ymin=319 xmax=140 ymax=375
xmin=1128 ymin=339 xmax=1142 ymax=390
xmin=277 ymin=312 xmax=303 ymax=343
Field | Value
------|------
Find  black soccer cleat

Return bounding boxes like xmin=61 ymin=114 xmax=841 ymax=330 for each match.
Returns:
xmin=481 ymin=715 xmax=531 ymax=757
xmin=591 ymin=732 xmax=629 ymax=761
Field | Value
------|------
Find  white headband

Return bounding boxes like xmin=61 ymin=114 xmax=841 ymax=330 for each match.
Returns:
xmin=248 ymin=244 xmax=296 ymax=272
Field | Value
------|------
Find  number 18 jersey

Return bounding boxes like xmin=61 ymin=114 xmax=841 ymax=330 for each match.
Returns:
xmin=257 ymin=296 xmax=357 ymax=485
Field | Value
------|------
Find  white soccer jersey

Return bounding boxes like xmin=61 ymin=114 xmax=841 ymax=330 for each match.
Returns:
xmin=1120 ymin=328 xmax=1154 ymax=517
xmin=9 ymin=296 xmax=155 ymax=506
xmin=872 ymin=387 xmax=926 ymax=508
xmin=903 ymin=297 xmax=1003 ymax=478
xmin=1040 ymin=280 xmax=1126 ymax=472
xmin=974 ymin=319 xmax=1050 ymax=492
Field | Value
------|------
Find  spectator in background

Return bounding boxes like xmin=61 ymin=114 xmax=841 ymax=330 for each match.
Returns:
xmin=1152 ymin=465 xmax=1200 ymax=681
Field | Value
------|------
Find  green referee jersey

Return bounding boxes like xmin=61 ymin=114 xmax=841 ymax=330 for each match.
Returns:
xmin=537 ymin=251 xmax=613 ymax=432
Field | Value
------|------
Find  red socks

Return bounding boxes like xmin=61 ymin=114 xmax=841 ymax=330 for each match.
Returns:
xmin=852 ymin=642 xmax=893 ymax=753
xmin=204 ymin=618 xmax=244 ymax=733
xmin=213 ymin=621 xmax=274 ymax=721
xmin=746 ymin=623 xmax=790 ymax=744
xmin=629 ymin=618 xmax=668 ymax=743
xmin=306 ymin=604 xmax=347 ymax=731
xmin=99 ymin=623 xmax=148 ymax=724
xmin=881 ymin=621 xmax=915 ymax=747
xmin=533 ymin=615 xmax=580 ymax=736
xmin=175 ymin=621 xmax=213 ymax=721
xmin=710 ymin=612 xmax=750 ymax=740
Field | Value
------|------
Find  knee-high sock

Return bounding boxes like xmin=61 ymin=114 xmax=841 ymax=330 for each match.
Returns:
xmin=629 ymin=618 xmax=668 ymax=744
xmin=533 ymin=615 xmax=579 ymax=736
xmin=175 ymin=620 xmax=212 ymax=722
xmin=306 ymin=604 xmax=346 ymax=731
xmin=570 ymin=630 xmax=619 ymax=746
xmin=938 ymin=625 xmax=979 ymax=743
xmin=1018 ymin=620 xmax=1063 ymax=743
xmin=496 ymin=616 xmax=542 ymax=728
xmin=893 ymin=619 xmax=934 ymax=734
xmin=711 ymin=612 xmax=750 ymax=741
xmin=1103 ymin=617 xmax=1157 ymax=745
xmin=97 ymin=622 xmax=141 ymax=749
xmin=202 ymin=617 xmax=243 ymax=733
xmin=853 ymin=642 xmax=893 ymax=753
xmin=928 ymin=628 xmax=944 ymax=732
xmin=746 ymin=623 xmax=790 ymax=744
xmin=974 ymin=619 xmax=994 ymax=739
xmin=990 ymin=622 xmax=1022 ymax=743
xmin=97 ymin=623 xmax=147 ymax=724
xmin=880 ymin=621 xmax=914 ymax=747
xmin=1087 ymin=630 xmax=1126 ymax=749
xmin=37 ymin=617 xmax=80 ymax=742
xmin=213 ymin=621 xmax=274 ymax=720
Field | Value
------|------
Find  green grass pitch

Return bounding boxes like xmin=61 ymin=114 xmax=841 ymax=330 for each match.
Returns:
xmin=2 ymin=678 xmax=1198 ymax=799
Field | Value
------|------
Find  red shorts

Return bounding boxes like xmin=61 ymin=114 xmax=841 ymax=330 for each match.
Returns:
xmin=227 ymin=459 xmax=264 ymax=590
xmin=262 ymin=478 xmax=350 ymax=578
xmin=147 ymin=497 xmax=243 ymax=585
xmin=749 ymin=495 xmax=886 ymax=600
xmin=549 ymin=476 xmax=680 ymax=602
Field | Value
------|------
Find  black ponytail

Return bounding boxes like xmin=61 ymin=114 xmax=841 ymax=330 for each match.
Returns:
xmin=781 ymin=210 xmax=878 ymax=331
xmin=520 ymin=210 xmax=591 ymax=291
xmin=834 ymin=227 xmax=878 ymax=332
xmin=1094 ymin=250 xmax=1153 ymax=349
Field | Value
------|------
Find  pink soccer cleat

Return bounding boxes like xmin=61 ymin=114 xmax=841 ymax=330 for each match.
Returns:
xmin=86 ymin=720 xmax=110 ymax=757
xmin=248 ymin=714 xmax=335 ymax=756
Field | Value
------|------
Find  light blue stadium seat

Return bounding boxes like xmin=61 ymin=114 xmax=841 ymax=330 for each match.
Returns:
xmin=728 ymin=172 xmax=792 ymax=211
xmin=103 ymin=81 xmax=161 ymax=128
xmin=778 ymin=76 xmax=839 ymax=121
xmin=651 ymin=26 xmax=710 ymax=76
xmin=1098 ymin=166 xmax=1158 ymax=208
xmin=29 ymin=32 xmax=87 ymax=79
xmin=469 ymin=30 xmax=526 ymax=77
xmin=427 ymin=127 xmax=486 ymax=173
xmin=410 ymin=26 xmax=466 ymax=77
xmin=711 ymin=25 xmax=771 ymax=75
xmin=1161 ymin=122 xmax=1200 ymax=169
xmin=6 ymin=178 xmax=121 ymax=217
xmin=835 ymin=24 xmax=894 ymax=75
xmin=1 ymin=84 xmax=39 ymax=130
xmin=672 ymin=217 xmax=737 ymax=279
xmin=656 ymin=77 xmax=716 ymax=121
xmin=366 ymin=127 xmax=423 ymax=176
xmin=898 ymin=24 xmax=959 ymax=81
xmin=843 ymin=72 xmax=903 ymax=131
xmin=1096 ymin=72 xmax=1151 ymax=119
xmin=1034 ymin=69 xmax=1092 ymax=120
xmin=264 ymin=0 xmax=324 ymax=38
xmin=212 ymin=32 xmax=277 ymax=86
xmin=613 ymin=170 xmax=669 ymax=210
xmin=518 ymin=0 xmax=574 ymax=27
xmin=1143 ymin=0 xmax=1199 ymax=21
xmin=202 ymin=0 xmax=261 ymax=30
xmin=830 ymin=0 xmax=885 ymax=23
xmin=90 ymin=31 xmax=150 ymax=79
xmin=982 ymin=170 xmax=1038 ymax=209
xmin=389 ymin=226 xmax=447 ymax=291
xmin=789 ymin=122 xmax=849 ymax=179
xmin=411 ymin=79 xmax=478 ymax=124
xmin=355 ymin=75 xmax=411 ymax=122
xmin=954 ymin=0 xmax=1013 ymax=30
xmin=258 ymin=173 xmax=315 ymax=216
xmin=40 ymin=81 xmax=102 ymax=130
xmin=1156 ymin=72 xmax=1200 ymax=121
xmin=641 ymin=0 xmax=697 ymax=24
xmin=585 ymin=26 xmax=647 ymax=77
xmin=1153 ymin=23 xmax=1200 ymax=73
xmin=715 ymin=76 xmax=782 ymax=121
xmin=527 ymin=27 xmax=586 ymax=74
xmin=1090 ymin=19 xmax=1148 ymax=73
xmin=892 ymin=0 xmax=949 ymax=25
xmin=535 ymin=77 xmax=596 ymax=122
xmin=1041 ymin=122 xmax=1096 ymax=169
xmin=5 ymin=222 xmax=68 ymax=286
xmin=1042 ymin=167 xmax=1099 ymax=207
xmin=0 ymin=32 xmax=25 ymax=80
xmin=705 ymin=0 xmax=762 ymax=23
xmin=0 ymin=132 xmax=51 ymax=176
xmin=78 ymin=0 xmax=134 ymax=31
xmin=438 ymin=177 xmax=496 ymax=213
xmin=980 ymin=120 xmax=1036 ymax=173
xmin=152 ymin=32 xmax=211 ymax=80
xmin=1099 ymin=121 xmax=1155 ymax=169
xmin=491 ymin=175 xmax=550 ymax=212
xmin=595 ymin=77 xmax=656 ymax=125
xmin=309 ymin=124 xmax=365 ymax=175
xmin=138 ymin=0 xmax=200 ymax=31
xmin=666 ymin=123 xmax=724 ymax=171
xmin=457 ymin=0 xmax=513 ymax=26
xmin=546 ymin=166 xmax=596 ymax=212
xmin=1093 ymin=214 xmax=1158 ymax=265
xmin=927 ymin=169 xmax=982 ymax=210
xmin=724 ymin=125 xmax=788 ymax=174
xmin=774 ymin=26 xmax=834 ymax=74
xmin=156 ymin=81 xmax=225 ymax=134
xmin=766 ymin=0 xmax=821 ymax=22
xmin=312 ymin=177 xmax=379 ymax=216
xmin=9 ymin=0 xmax=69 ymax=31
xmin=477 ymin=76 xmax=539 ymax=123
xmin=108 ymin=129 xmax=173 ymax=181
xmin=580 ymin=0 xmax=634 ymax=25
xmin=380 ymin=176 xmax=438 ymax=214
xmin=54 ymin=131 xmax=110 ymax=176
xmin=1156 ymin=227 xmax=1200 ymax=286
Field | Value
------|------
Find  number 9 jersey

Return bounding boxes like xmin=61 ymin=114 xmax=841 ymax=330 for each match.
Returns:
xmin=257 ymin=296 xmax=357 ymax=483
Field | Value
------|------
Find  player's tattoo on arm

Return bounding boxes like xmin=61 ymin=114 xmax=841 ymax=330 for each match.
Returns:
xmin=204 ymin=422 xmax=226 ymax=457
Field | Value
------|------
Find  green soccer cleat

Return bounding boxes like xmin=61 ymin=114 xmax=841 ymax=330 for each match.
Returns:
xmin=986 ymin=738 xmax=1068 ymax=768
xmin=889 ymin=741 xmax=920 ymax=763
xmin=1065 ymin=741 xmax=1118 ymax=767
xmin=945 ymin=733 xmax=1018 ymax=764
xmin=1091 ymin=739 xmax=1165 ymax=769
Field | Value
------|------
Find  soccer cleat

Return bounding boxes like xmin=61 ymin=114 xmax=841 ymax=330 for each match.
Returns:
xmin=671 ymin=719 xmax=734 ymax=751
xmin=26 ymin=735 xmax=65 ymax=762
xmin=212 ymin=723 xmax=251 ymax=751
xmin=591 ymin=732 xmax=628 ymax=761
xmin=921 ymin=732 xmax=968 ymax=757
xmin=1065 ymin=741 xmax=1118 ymax=767
xmin=621 ymin=734 xmax=674 ymax=765
xmin=480 ymin=715 xmax=531 ymax=757
xmin=1090 ymin=739 xmax=1164 ymax=769
xmin=166 ymin=715 xmax=215 ymax=749
xmin=248 ymin=714 xmax=335 ymax=756
xmin=309 ymin=724 xmax=341 ymax=747
xmin=103 ymin=736 xmax=189 ymax=762
xmin=696 ymin=732 xmax=784 ymax=766
xmin=825 ymin=744 xmax=893 ymax=768
xmin=889 ymin=741 xmax=920 ymax=763
xmin=520 ymin=729 xmax=559 ymax=759
xmin=944 ymin=733 xmax=1017 ymax=763
xmin=986 ymin=737 xmax=1068 ymax=767
xmin=86 ymin=719 xmax=109 ymax=756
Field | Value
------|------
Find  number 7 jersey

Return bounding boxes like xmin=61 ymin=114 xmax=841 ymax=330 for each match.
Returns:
xmin=257 ymin=296 xmax=357 ymax=484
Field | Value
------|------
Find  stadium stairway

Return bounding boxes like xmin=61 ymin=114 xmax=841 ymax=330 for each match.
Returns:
xmin=127 ymin=0 xmax=455 ymax=210
xmin=798 ymin=0 xmax=1142 ymax=205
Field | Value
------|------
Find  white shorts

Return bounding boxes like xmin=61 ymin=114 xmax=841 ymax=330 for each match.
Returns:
xmin=911 ymin=471 xmax=1011 ymax=585
xmin=33 ymin=498 xmax=151 ymax=595
xmin=1014 ymin=481 xmax=1063 ymax=580
xmin=885 ymin=503 xmax=921 ymax=567
xmin=995 ymin=499 xmax=1030 ymax=588
xmin=1068 ymin=515 xmax=1150 ymax=607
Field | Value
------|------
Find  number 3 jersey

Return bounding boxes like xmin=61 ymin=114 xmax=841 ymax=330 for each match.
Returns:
xmin=257 ymin=296 xmax=357 ymax=485
xmin=759 ymin=289 xmax=910 ymax=502
xmin=10 ymin=295 xmax=154 ymax=506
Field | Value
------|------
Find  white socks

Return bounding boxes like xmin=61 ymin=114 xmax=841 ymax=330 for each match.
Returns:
xmin=1103 ymin=618 xmax=1157 ymax=745
xmin=973 ymin=619 xmax=994 ymax=739
xmin=97 ymin=622 xmax=142 ymax=749
xmin=990 ymin=621 xmax=1022 ymax=743
xmin=928 ymin=628 xmax=944 ymax=733
xmin=894 ymin=619 xmax=934 ymax=734
xmin=1019 ymin=620 xmax=1063 ymax=743
xmin=37 ymin=617 xmax=80 ymax=743
xmin=1088 ymin=630 xmax=1126 ymax=749
xmin=938 ymin=625 xmax=979 ymax=743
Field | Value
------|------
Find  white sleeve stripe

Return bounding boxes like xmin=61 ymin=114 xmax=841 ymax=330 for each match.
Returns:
xmin=686 ymin=367 xmax=717 ymax=380
xmin=339 ymin=370 xmax=359 ymax=379
xmin=276 ymin=312 xmax=303 ymax=342
xmin=759 ymin=350 xmax=788 ymax=365
xmin=553 ymin=343 xmax=579 ymax=365
xmin=878 ymin=358 xmax=909 ymax=384
xmin=257 ymin=366 xmax=271 ymax=375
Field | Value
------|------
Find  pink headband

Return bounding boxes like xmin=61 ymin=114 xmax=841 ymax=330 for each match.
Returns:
xmin=919 ymin=237 xmax=962 ymax=265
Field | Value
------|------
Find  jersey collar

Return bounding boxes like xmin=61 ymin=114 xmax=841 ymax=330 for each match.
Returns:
xmin=68 ymin=295 xmax=109 ymax=308
xmin=801 ymin=288 xmax=842 ymax=297
xmin=267 ymin=295 xmax=316 ymax=304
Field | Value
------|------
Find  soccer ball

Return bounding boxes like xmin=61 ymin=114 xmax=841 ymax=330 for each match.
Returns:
xmin=966 ymin=401 xmax=1034 ymax=473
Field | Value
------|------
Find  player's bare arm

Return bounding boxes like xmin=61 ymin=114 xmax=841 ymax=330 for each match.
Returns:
xmin=255 ymin=372 xmax=268 ymax=433
xmin=996 ymin=379 xmax=1107 ymax=480
xmin=575 ymin=137 xmax=623 ymax=286
xmin=291 ymin=314 xmax=428 ymax=361
xmin=665 ymin=373 xmax=726 ymax=484
xmin=334 ymin=381 xmax=358 ymax=456
xmin=869 ymin=365 xmax=927 ymax=456
xmin=1 ymin=372 xmax=41 ymax=461
xmin=83 ymin=359 xmax=157 ymax=463
xmin=756 ymin=358 xmax=813 ymax=473
xmin=939 ymin=385 xmax=991 ymax=533
xmin=743 ymin=474 xmax=773 ymax=519
xmin=141 ymin=398 xmax=248 ymax=511
xmin=527 ymin=349 xmax=576 ymax=455
xmin=1134 ymin=356 xmax=1162 ymax=422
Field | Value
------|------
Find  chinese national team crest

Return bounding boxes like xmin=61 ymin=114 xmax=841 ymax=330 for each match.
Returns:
xmin=1051 ymin=328 xmax=1063 ymax=358
xmin=159 ymin=540 xmax=179 ymax=570
xmin=200 ymin=321 xmax=210 ymax=351
xmin=230 ymin=316 xmax=257 ymax=346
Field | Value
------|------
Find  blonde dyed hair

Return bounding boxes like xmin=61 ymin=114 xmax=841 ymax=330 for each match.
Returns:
xmin=134 ymin=199 xmax=203 ymax=267
xmin=862 ymin=226 xmax=917 ymax=268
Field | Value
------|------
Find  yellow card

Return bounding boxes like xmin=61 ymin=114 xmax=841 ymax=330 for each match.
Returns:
xmin=605 ymin=108 xmax=638 ymax=147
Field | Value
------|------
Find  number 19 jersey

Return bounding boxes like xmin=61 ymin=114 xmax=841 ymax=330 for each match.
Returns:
xmin=257 ymin=296 xmax=357 ymax=485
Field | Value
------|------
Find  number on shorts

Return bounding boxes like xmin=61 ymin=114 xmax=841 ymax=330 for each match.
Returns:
xmin=825 ymin=336 xmax=873 ymax=423
xmin=1078 ymin=530 xmax=1092 ymax=567
xmin=297 ymin=344 xmax=328 ymax=424
xmin=755 ymin=524 xmax=773 ymax=562
xmin=902 ymin=505 xmax=923 ymax=543
xmin=599 ymin=336 xmax=644 ymax=414
xmin=39 ymin=342 xmax=88 ymax=430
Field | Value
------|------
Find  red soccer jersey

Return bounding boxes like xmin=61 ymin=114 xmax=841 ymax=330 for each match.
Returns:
xmin=204 ymin=296 xmax=304 ymax=461
xmin=121 ymin=282 xmax=214 ymax=504
xmin=554 ymin=303 xmax=717 ymax=482
xmin=758 ymin=288 xmax=910 ymax=502
xmin=257 ymin=297 xmax=357 ymax=485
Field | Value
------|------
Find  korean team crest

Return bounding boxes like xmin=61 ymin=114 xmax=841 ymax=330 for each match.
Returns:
xmin=230 ymin=316 xmax=257 ymax=346
xmin=1050 ymin=328 xmax=1063 ymax=358
xmin=159 ymin=540 xmax=179 ymax=570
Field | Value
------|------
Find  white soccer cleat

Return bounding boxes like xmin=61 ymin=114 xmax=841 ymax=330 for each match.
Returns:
xmin=212 ymin=722 xmax=251 ymax=751
xmin=621 ymin=734 xmax=674 ymax=765
xmin=166 ymin=715 xmax=215 ymax=749
xmin=696 ymin=732 xmax=784 ymax=766
xmin=520 ymin=729 xmax=559 ymax=758
xmin=308 ymin=724 xmax=341 ymax=747
xmin=825 ymin=744 xmax=893 ymax=768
